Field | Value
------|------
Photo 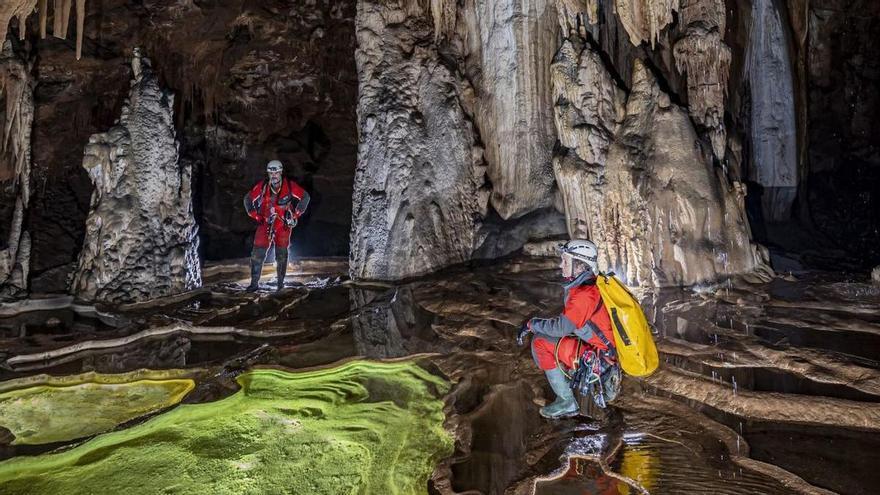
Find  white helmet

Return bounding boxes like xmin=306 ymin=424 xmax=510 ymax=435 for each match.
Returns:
xmin=266 ymin=160 xmax=283 ymax=173
xmin=560 ymin=239 xmax=599 ymax=275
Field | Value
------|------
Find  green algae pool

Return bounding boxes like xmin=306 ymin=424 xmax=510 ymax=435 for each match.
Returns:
xmin=0 ymin=370 xmax=195 ymax=445
xmin=0 ymin=361 xmax=453 ymax=495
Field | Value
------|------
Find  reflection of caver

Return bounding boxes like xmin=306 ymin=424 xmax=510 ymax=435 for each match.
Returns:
xmin=243 ymin=160 xmax=310 ymax=291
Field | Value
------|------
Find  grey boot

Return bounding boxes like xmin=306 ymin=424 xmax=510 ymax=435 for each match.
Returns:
xmin=539 ymin=368 xmax=579 ymax=419
xmin=275 ymin=247 xmax=288 ymax=292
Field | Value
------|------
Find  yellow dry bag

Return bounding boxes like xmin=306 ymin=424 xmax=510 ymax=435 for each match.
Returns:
xmin=595 ymin=273 xmax=659 ymax=377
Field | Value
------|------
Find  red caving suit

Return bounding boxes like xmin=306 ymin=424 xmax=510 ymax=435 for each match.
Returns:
xmin=529 ymin=271 xmax=616 ymax=371
xmin=244 ymin=178 xmax=308 ymax=249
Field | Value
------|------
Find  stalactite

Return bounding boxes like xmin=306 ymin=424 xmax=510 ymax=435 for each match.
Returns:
xmin=673 ymin=0 xmax=730 ymax=160
xmin=614 ymin=0 xmax=679 ymax=48
xmin=38 ymin=0 xmax=47 ymax=38
xmin=1 ymin=0 xmax=86 ymax=60
xmin=429 ymin=0 xmax=456 ymax=42
xmin=0 ymin=42 xmax=34 ymax=298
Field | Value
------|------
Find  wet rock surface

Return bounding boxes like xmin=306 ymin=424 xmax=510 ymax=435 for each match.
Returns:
xmin=1 ymin=257 xmax=877 ymax=494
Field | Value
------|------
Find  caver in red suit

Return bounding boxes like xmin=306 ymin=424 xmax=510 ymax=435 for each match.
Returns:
xmin=516 ymin=239 xmax=616 ymax=419
xmin=243 ymin=160 xmax=309 ymax=291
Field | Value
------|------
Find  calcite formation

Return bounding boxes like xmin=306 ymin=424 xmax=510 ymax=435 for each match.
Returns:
xmin=0 ymin=370 xmax=194 ymax=445
xmin=463 ymin=0 xmax=559 ymax=220
xmin=351 ymin=1 xmax=487 ymax=280
xmin=0 ymin=0 xmax=89 ymax=59
xmin=71 ymin=49 xmax=201 ymax=303
xmin=0 ymin=43 xmax=33 ymax=299
xmin=614 ymin=0 xmax=679 ymax=47
xmin=745 ymin=0 xmax=797 ymax=221
xmin=0 ymin=362 xmax=453 ymax=495
xmin=551 ymin=36 xmax=624 ymax=240
xmin=673 ymin=0 xmax=730 ymax=160
xmin=594 ymin=60 xmax=758 ymax=286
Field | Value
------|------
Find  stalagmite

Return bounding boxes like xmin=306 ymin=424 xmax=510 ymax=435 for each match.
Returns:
xmin=351 ymin=1 xmax=487 ymax=280
xmin=673 ymin=0 xmax=730 ymax=160
xmin=745 ymin=0 xmax=797 ymax=221
xmin=0 ymin=42 xmax=34 ymax=299
xmin=71 ymin=49 xmax=201 ymax=303
xmin=595 ymin=60 xmax=758 ymax=286
xmin=614 ymin=0 xmax=679 ymax=47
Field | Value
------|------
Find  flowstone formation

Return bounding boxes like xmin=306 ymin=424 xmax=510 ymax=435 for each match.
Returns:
xmin=548 ymin=5 xmax=761 ymax=286
xmin=71 ymin=49 xmax=201 ymax=303
xmin=745 ymin=0 xmax=797 ymax=221
xmin=0 ymin=43 xmax=33 ymax=299
xmin=598 ymin=61 xmax=758 ymax=286
xmin=0 ymin=361 xmax=453 ymax=495
xmin=351 ymin=0 xmax=771 ymax=286
xmin=461 ymin=0 xmax=559 ymax=220
xmin=351 ymin=0 xmax=487 ymax=280
xmin=0 ymin=370 xmax=194 ymax=445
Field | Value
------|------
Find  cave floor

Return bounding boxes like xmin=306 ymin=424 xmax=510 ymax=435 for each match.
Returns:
xmin=1 ymin=257 xmax=878 ymax=494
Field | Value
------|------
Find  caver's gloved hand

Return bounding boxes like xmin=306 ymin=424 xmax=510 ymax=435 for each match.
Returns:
xmin=284 ymin=210 xmax=297 ymax=228
xmin=516 ymin=320 xmax=532 ymax=347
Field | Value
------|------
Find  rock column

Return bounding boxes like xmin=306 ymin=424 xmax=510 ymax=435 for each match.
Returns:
xmin=0 ymin=42 xmax=33 ymax=299
xmin=71 ymin=49 xmax=201 ymax=303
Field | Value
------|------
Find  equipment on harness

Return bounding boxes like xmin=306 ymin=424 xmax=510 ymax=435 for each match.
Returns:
xmin=516 ymin=321 xmax=530 ymax=346
xmin=555 ymin=337 xmax=621 ymax=410
xmin=595 ymin=273 xmax=658 ymax=377
xmin=267 ymin=210 xmax=277 ymax=247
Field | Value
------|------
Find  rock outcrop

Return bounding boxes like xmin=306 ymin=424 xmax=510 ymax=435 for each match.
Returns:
xmin=0 ymin=43 xmax=33 ymax=299
xmin=351 ymin=1 xmax=487 ymax=280
xmin=592 ymin=60 xmax=758 ymax=286
xmin=71 ymin=49 xmax=200 ymax=303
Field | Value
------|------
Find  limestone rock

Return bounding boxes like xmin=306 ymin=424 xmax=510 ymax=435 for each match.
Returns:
xmin=463 ymin=0 xmax=559 ymax=219
xmin=595 ymin=60 xmax=757 ymax=286
xmin=550 ymin=38 xmax=624 ymax=240
xmin=551 ymin=39 xmax=624 ymax=166
xmin=673 ymin=0 xmax=730 ymax=160
xmin=0 ymin=43 xmax=33 ymax=299
xmin=614 ymin=0 xmax=679 ymax=47
xmin=351 ymin=1 xmax=487 ymax=280
xmin=745 ymin=0 xmax=797 ymax=221
xmin=71 ymin=50 xmax=201 ymax=303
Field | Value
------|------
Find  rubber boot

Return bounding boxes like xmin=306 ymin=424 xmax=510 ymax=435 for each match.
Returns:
xmin=245 ymin=258 xmax=261 ymax=292
xmin=275 ymin=248 xmax=288 ymax=292
xmin=539 ymin=368 xmax=579 ymax=419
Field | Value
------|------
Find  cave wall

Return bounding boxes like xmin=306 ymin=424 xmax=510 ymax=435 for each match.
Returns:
xmin=1 ymin=0 xmax=878 ymax=292
xmin=805 ymin=0 xmax=880 ymax=265
xmin=352 ymin=0 xmax=767 ymax=284
xmin=0 ymin=42 xmax=34 ymax=298
xmin=6 ymin=0 xmax=359 ymax=294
